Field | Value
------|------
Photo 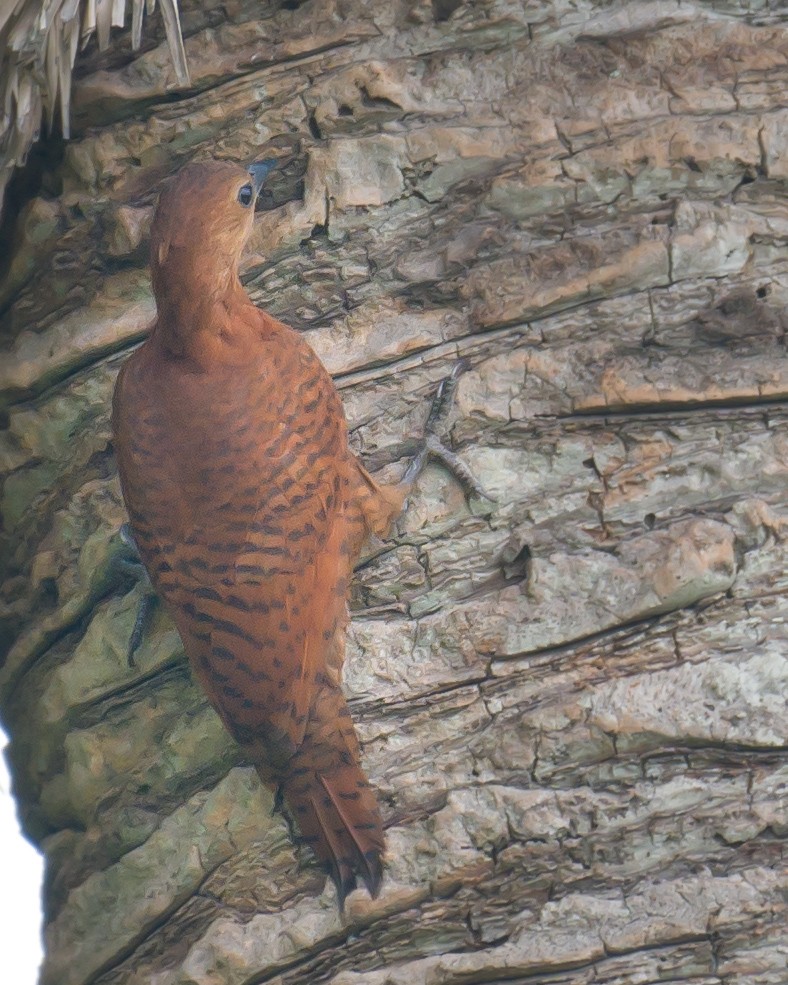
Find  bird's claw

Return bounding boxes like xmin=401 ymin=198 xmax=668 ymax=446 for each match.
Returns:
xmin=126 ymin=590 xmax=158 ymax=667
xmin=115 ymin=522 xmax=158 ymax=667
xmin=403 ymin=359 xmax=494 ymax=502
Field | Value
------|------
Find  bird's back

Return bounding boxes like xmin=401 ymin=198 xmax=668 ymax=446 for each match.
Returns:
xmin=113 ymin=306 xmax=385 ymax=900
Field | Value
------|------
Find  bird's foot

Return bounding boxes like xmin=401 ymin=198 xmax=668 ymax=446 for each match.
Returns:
xmin=113 ymin=523 xmax=158 ymax=668
xmin=402 ymin=359 xmax=494 ymax=502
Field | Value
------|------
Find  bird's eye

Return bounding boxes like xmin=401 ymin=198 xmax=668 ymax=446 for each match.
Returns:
xmin=237 ymin=184 xmax=254 ymax=207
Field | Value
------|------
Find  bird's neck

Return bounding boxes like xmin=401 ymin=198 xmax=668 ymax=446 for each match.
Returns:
xmin=154 ymin=269 xmax=253 ymax=364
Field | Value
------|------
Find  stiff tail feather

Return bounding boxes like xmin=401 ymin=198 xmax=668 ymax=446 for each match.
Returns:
xmin=274 ymin=686 xmax=385 ymax=908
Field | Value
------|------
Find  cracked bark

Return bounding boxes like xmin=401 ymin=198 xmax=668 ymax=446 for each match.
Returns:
xmin=0 ymin=2 xmax=786 ymax=984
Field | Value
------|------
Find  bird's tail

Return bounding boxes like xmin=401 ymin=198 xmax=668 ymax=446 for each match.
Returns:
xmin=274 ymin=683 xmax=385 ymax=908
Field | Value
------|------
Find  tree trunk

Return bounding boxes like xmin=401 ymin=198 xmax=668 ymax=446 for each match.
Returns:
xmin=1 ymin=2 xmax=786 ymax=983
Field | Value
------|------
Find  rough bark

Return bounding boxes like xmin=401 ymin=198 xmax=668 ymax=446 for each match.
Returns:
xmin=1 ymin=2 xmax=786 ymax=984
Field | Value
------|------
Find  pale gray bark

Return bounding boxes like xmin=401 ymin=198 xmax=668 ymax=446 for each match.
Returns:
xmin=0 ymin=2 xmax=786 ymax=984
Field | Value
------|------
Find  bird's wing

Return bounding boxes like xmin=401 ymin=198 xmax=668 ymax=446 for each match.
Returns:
xmin=167 ymin=503 xmax=352 ymax=766
xmin=113 ymin=338 xmax=356 ymax=760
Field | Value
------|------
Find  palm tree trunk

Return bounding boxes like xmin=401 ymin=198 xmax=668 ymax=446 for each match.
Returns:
xmin=1 ymin=2 xmax=786 ymax=983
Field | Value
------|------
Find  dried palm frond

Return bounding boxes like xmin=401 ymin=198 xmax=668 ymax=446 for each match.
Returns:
xmin=0 ymin=0 xmax=189 ymax=214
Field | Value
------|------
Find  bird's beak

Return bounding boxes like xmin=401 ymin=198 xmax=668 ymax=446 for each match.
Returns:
xmin=248 ymin=159 xmax=279 ymax=196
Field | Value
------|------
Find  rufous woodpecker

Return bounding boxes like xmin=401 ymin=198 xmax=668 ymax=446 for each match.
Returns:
xmin=112 ymin=158 xmax=481 ymax=908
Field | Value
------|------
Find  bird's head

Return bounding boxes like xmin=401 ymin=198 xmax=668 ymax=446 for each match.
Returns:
xmin=150 ymin=158 xmax=278 ymax=301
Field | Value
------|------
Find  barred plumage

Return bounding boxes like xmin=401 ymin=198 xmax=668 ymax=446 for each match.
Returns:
xmin=113 ymin=159 xmax=407 ymax=907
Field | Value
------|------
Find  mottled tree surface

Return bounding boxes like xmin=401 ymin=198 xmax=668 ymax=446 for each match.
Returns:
xmin=1 ymin=2 xmax=786 ymax=984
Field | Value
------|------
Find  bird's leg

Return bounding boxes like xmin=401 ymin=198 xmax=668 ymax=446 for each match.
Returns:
xmin=272 ymin=782 xmax=286 ymax=817
xmin=402 ymin=359 xmax=493 ymax=501
xmin=113 ymin=523 xmax=158 ymax=667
